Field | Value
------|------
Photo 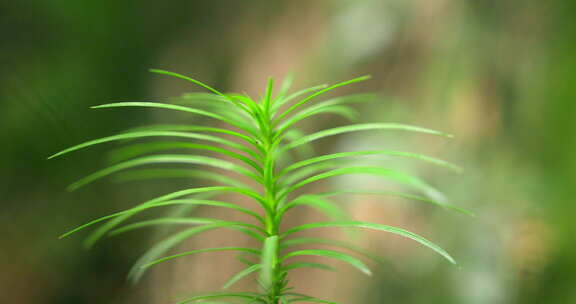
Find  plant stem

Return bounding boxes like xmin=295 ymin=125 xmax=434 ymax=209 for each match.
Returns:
xmin=259 ymin=87 xmax=283 ymax=304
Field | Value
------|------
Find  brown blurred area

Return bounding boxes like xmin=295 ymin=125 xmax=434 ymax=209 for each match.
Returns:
xmin=2 ymin=0 xmax=576 ymax=303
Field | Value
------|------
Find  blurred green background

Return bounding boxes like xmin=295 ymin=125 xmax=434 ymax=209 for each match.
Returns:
xmin=2 ymin=0 xmax=574 ymax=303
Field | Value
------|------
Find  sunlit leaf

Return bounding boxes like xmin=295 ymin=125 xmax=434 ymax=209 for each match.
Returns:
xmin=276 ymin=93 xmax=376 ymax=133
xmin=48 ymin=130 xmax=257 ymax=160
xmin=281 ymin=237 xmax=385 ymax=265
xmin=282 ymin=262 xmax=336 ymax=272
xmin=62 ymin=186 xmax=265 ymax=246
xmin=280 ymin=150 xmax=462 ymax=176
xmin=316 ymin=190 xmax=474 ymax=216
xmin=109 ymin=214 xmax=264 ymax=236
xmin=142 ymin=247 xmax=261 ymax=270
xmin=93 ymin=101 xmax=255 ymax=134
xmin=107 ymin=140 xmax=260 ymax=171
xmin=277 ymin=195 xmax=348 ymax=222
xmin=112 ymin=168 xmax=250 ymax=188
xmin=282 ymin=249 xmax=372 ymax=276
xmin=176 ymin=292 xmax=263 ymax=304
xmin=276 ymin=75 xmax=371 ymax=121
xmin=128 ymin=224 xmax=258 ymax=283
xmin=67 ymin=154 xmax=261 ymax=191
xmin=272 ymin=84 xmax=327 ymax=112
xmin=282 ymin=221 xmax=456 ymax=265
xmin=279 ymin=166 xmax=444 ymax=201
xmin=223 ymin=264 xmax=262 ymax=289
xmin=283 ymin=123 xmax=453 ymax=151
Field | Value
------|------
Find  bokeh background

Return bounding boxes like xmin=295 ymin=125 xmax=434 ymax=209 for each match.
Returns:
xmin=2 ymin=0 xmax=575 ymax=303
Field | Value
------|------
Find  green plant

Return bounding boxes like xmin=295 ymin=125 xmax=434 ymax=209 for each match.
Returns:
xmin=50 ymin=69 xmax=467 ymax=303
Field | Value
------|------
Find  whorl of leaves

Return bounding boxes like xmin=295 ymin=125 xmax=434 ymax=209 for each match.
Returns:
xmin=51 ymin=69 xmax=468 ymax=304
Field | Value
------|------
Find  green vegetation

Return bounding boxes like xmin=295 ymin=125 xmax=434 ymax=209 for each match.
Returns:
xmin=50 ymin=70 xmax=463 ymax=303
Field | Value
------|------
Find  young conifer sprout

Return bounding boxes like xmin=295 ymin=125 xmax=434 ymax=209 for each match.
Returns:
xmin=51 ymin=69 xmax=469 ymax=304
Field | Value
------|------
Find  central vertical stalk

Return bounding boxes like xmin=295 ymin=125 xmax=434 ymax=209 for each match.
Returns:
xmin=262 ymin=132 xmax=282 ymax=304
xmin=258 ymin=79 xmax=283 ymax=304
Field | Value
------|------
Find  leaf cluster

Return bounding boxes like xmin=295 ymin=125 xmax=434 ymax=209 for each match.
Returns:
xmin=50 ymin=69 xmax=468 ymax=303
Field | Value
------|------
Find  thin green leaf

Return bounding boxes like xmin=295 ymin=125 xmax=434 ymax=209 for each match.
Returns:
xmin=92 ymin=101 xmax=255 ymax=134
xmin=278 ymin=161 xmax=340 ymax=188
xmin=277 ymin=76 xmax=371 ymax=121
xmin=142 ymin=247 xmax=261 ymax=270
xmin=282 ymin=221 xmax=456 ymax=265
xmin=112 ymin=168 xmax=250 ymax=188
xmin=272 ymin=84 xmax=327 ymax=112
xmin=227 ymin=93 xmax=262 ymax=115
xmin=281 ymin=237 xmax=386 ymax=265
xmin=316 ymin=190 xmax=474 ymax=216
xmin=283 ymin=123 xmax=453 ymax=151
xmin=48 ymin=130 xmax=257 ymax=160
xmin=286 ymin=295 xmax=336 ymax=303
xmin=129 ymin=224 xmax=257 ymax=282
xmin=178 ymin=92 xmax=226 ymax=102
xmin=282 ymin=249 xmax=372 ymax=276
xmin=280 ymin=129 xmax=315 ymax=161
xmin=175 ymin=95 xmax=254 ymax=127
xmin=149 ymin=69 xmax=249 ymax=110
xmin=125 ymin=124 xmax=258 ymax=147
xmin=67 ymin=154 xmax=260 ymax=191
xmin=106 ymin=140 xmax=261 ymax=172
xmin=110 ymin=217 xmax=214 ymax=235
xmin=285 ymin=293 xmax=337 ymax=304
xmin=223 ymin=264 xmax=262 ymax=289
xmin=282 ymin=262 xmax=336 ymax=272
xmin=63 ymin=197 xmax=263 ymax=239
xmin=279 ymin=166 xmax=444 ymax=202
xmin=263 ymin=77 xmax=275 ymax=113
xmin=147 ymin=194 xmax=217 ymax=239
xmin=59 ymin=186 xmax=265 ymax=245
xmin=280 ymin=150 xmax=462 ymax=177
xmin=111 ymin=217 xmax=264 ymax=241
xmin=276 ymin=93 xmax=376 ymax=133
xmin=171 ymin=94 xmax=257 ymax=134
xmin=277 ymin=195 xmax=347 ymax=223
xmin=276 ymin=106 xmax=358 ymax=136
xmin=236 ymin=254 xmax=257 ymax=267
xmin=176 ymin=292 xmax=262 ymax=304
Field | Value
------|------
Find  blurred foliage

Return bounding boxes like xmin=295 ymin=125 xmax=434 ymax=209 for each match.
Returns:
xmin=1 ymin=0 xmax=575 ymax=303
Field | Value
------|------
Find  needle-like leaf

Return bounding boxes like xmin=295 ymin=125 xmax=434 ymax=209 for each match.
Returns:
xmin=48 ymin=130 xmax=257 ymax=160
xmin=93 ymin=102 xmax=256 ymax=135
xmin=223 ymin=264 xmax=262 ymax=289
xmin=142 ymin=247 xmax=261 ymax=270
xmin=279 ymin=166 xmax=444 ymax=201
xmin=107 ymin=140 xmax=261 ymax=171
xmin=176 ymin=292 xmax=263 ymax=304
xmin=112 ymin=168 xmax=250 ymax=188
xmin=282 ymin=249 xmax=372 ymax=276
xmin=276 ymin=75 xmax=371 ymax=121
xmin=67 ymin=154 xmax=261 ymax=191
xmin=61 ymin=186 xmax=265 ymax=246
xmin=275 ymin=93 xmax=376 ymax=132
xmin=282 ymin=123 xmax=453 ymax=151
xmin=280 ymin=150 xmax=462 ymax=176
xmin=280 ymin=237 xmax=385 ymax=265
xmin=277 ymin=195 xmax=348 ymax=222
xmin=315 ymin=190 xmax=474 ymax=216
xmin=282 ymin=221 xmax=456 ymax=265
xmin=282 ymin=262 xmax=336 ymax=272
